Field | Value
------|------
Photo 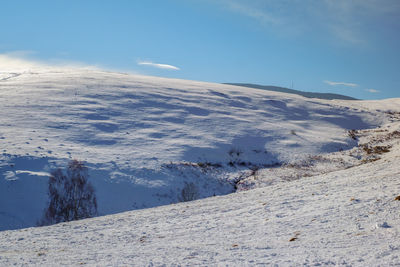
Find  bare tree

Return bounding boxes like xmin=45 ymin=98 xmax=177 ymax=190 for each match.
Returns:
xmin=39 ymin=160 xmax=97 ymax=226
xmin=178 ymin=182 xmax=199 ymax=202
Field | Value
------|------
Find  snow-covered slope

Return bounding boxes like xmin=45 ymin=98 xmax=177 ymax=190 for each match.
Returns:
xmin=1 ymin=121 xmax=400 ymax=265
xmin=0 ymin=68 xmax=389 ymax=231
xmin=1 ymin=66 xmax=400 ymax=265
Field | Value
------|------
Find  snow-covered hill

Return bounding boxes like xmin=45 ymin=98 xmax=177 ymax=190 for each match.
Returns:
xmin=0 ymin=67 xmax=388 ymax=231
xmin=1 ymin=121 xmax=400 ymax=266
xmin=1 ymin=65 xmax=400 ymax=265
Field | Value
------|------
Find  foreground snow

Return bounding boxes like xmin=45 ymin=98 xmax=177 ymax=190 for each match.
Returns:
xmin=1 ymin=121 xmax=400 ymax=265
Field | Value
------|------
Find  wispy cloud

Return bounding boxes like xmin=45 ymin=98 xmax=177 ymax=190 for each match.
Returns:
xmin=137 ymin=61 xmax=180 ymax=71
xmin=365 ymin=88 xmax=380 ymax=93
xmin=220 ymin=0 xmax=400 ymax=44
xmin=226 ymin=1 xmax=279 ymax=25
xmin=324 ymin=80 xmax=358 ymax=87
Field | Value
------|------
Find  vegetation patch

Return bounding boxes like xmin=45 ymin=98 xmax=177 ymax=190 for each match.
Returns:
xmin=360 ymin=144 xmax=392 ymax=155
xmin=348 ymin=129 xmax=358 ymax=140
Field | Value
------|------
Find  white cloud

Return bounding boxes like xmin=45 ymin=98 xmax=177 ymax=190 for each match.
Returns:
xmin=365 ymin=88 xmax=380 ymax=93
xmin=137 ymin=61 xmax=180 ymax=71
xmin=324 ymin=80 xmax=358 ymax=87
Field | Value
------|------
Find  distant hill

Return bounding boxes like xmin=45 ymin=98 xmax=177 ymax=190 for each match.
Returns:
xmin=224 ymin=83 xmax=358 ymax=100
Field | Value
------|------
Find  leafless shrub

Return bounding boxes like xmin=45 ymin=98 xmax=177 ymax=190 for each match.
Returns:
xmin=249 ymin=165 xmax=259 ymax=179
xmin=348 ymin=129 xmax=358 ymax=140
xmin=39 ymin=159 xmax=97 ymax=226
xmin=178 ymin=182 xmax=199 ymax=202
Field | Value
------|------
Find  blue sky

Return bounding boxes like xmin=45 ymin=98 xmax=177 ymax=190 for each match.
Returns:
xmin=1 ymin=0 xmax=399 ymax=100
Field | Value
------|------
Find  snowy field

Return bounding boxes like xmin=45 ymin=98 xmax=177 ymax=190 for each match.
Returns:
xmin=1 ymin=64 xmax=400 ymax=265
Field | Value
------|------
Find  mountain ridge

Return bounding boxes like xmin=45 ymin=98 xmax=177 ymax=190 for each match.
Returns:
xmin=224 ymin=83 xmax=358 ymax=100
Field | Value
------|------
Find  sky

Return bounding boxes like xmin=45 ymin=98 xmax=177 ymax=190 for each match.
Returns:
xmin=1 ymin=0 xmax=399 ymax=100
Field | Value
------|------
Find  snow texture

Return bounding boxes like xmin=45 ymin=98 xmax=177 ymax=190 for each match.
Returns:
xmin=1 ymin=67 xmax=400 ymax=265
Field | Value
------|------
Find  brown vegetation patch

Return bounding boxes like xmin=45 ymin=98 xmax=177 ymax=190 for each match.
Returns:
xmin=360 ymin=144 xmax=392 ymax=155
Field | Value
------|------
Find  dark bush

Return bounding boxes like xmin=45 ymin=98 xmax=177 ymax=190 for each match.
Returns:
xmin=178 ymin=182 xmax=199 ymax=202
xmin=39 ymin=159 xmax=97 ymax=226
